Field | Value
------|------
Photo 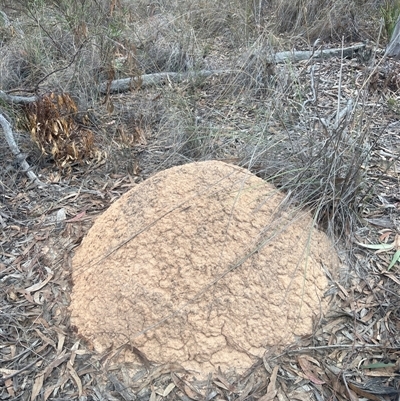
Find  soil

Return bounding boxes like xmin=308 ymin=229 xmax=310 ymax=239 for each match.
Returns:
xmin=70 ymin=160 xmax=338 ymax=376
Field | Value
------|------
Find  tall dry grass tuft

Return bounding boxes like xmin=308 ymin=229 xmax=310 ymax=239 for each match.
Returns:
xmin=0 ymin=0 xmax=141 ymax=105
xmin=270 ymin=0 xmax=380 ymax=42
xmin=238 ymin=57 xmax=381 ymax=239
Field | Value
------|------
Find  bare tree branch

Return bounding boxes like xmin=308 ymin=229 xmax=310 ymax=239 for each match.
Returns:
xmin=0 ymin=113 xmax=44 ymax=186
xmin=99 ymin=43 xmax=368 ymax=94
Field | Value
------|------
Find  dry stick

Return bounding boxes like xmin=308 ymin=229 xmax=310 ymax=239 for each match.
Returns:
xmin=302 ymin=65 xmax=317 ymax=110
xmin=342 ymin=372 xmax=355 ymax=400
xmin=335 ymin=37 xmax=345 ymax=129
xmin=282 ymin=343 xmax=400 ymax=354
xmin=0 ymin=347 xmax=54 ymax=385
xmin=0 ymin=359 xmax=39 ymax=384
xmin=0 ymin=114 xmax=44 ymax=186
xmin=98 ymin=69 xmax=234 ymax=94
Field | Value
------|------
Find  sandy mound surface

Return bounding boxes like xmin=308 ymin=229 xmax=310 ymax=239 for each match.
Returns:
xmin=70 ymin=161 xmax=337 ymax=375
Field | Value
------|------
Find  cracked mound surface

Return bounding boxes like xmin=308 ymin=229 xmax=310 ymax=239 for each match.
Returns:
xmin=70 ymin=161 xmax=337 ymax=375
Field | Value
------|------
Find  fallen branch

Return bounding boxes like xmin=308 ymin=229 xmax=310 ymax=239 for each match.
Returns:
xmin=99 ymin=69 xmax=232 ymax=94
xmin=273 ymin=43 xmax=367 ymax=63
xmin=99 ymin=43 xmax=367 ymax=94
xmin=0 ymin=113 xmax=44 ymax=186
xmin=0 ymin=90 xmax=38 ymax=104
xmin=0 ymin=44 xmax=368 ymax=98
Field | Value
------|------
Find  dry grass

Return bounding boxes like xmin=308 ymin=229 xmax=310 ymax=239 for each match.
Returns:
xmin=1 ymin=0 xmax=400 ymax=399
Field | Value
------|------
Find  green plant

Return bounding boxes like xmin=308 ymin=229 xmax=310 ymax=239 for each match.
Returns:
xmin=387 ymin=97 xmax=400 ymax=114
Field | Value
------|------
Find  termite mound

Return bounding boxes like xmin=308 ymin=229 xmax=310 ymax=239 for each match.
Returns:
xmin=70 ymin=161 xmax=338 ymax=376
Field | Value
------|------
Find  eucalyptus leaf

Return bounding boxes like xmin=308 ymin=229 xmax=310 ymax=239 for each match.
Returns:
xmin=361 ymin=362 xmax=396 ymax=369
xmin=388 ymin=249 xmax=400 ymax=271
xmin=356 ymin=242 xmax=394 ymax=250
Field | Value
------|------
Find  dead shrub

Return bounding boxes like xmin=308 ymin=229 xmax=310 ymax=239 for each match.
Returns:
xmin=25 ymin=93 xmax=97 ymax=167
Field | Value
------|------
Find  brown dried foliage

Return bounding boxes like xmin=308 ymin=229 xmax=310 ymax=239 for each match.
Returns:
xmin=26 ymin=93 xmax=96 ymax=167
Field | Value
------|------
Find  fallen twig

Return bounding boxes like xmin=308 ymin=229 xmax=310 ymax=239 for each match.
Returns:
xmin=0 ymin=113 xmax=44 ymax=186
xmin=0 ymin=359 xmax=39 ymax=384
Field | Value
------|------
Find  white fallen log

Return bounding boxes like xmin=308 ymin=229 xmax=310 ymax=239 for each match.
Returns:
xmin=273 ymin=43 xmax=366 ymax=63
xmin=0 ymin=90 xmax=38 ymax=104
xmin=99 ymin=43 xmax=367 ymax=94
xmin=98 ymin=69 xmax=232 ymax=94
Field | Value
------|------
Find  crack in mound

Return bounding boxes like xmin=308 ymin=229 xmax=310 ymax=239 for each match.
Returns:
xmin=70 ymin=161 xmax=338 ymax=375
